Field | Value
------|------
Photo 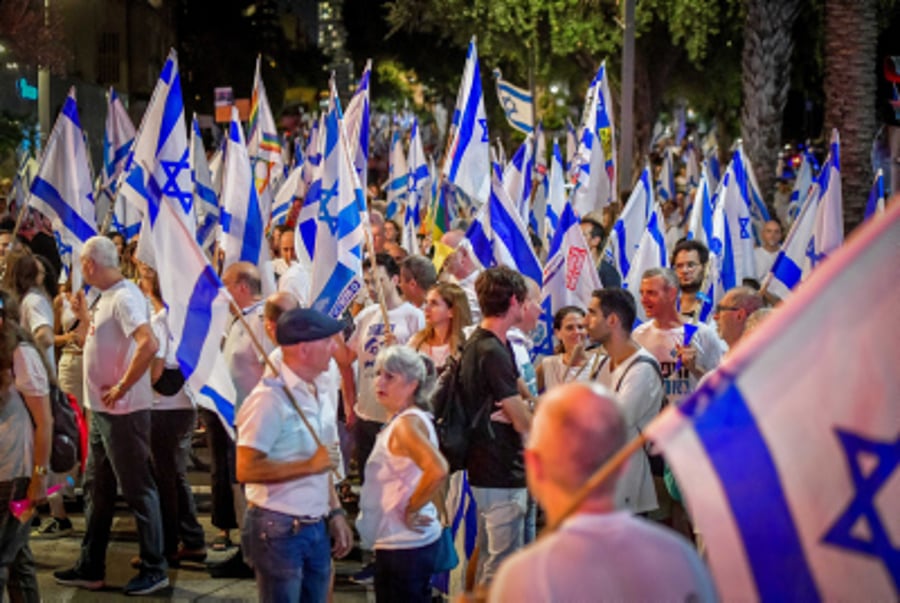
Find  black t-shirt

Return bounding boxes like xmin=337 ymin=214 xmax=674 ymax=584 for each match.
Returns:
xmin=459 ymin=327 xmax=525 ymax=488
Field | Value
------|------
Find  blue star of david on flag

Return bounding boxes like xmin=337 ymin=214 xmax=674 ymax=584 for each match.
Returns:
xmin=822 ymin=430 xmax=899 ymax=590
xmin=160 ymin=148 xmax=192 ymax=215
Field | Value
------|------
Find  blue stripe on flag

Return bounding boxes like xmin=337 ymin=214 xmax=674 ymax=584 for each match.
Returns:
xmin=771 ymin=252 xmax=802 ymax=290
xmin=174 ymin=266 xmax=220 ymax=380
xmin=683 ymin=377 xmax=820 ymax=601
xmin=498 ymin=82 xmax=532 ymax=103
xmin=239 ymin=188 xmax=264 ymax=264
xmin=157 ymin=73 xmax=183 ymax=157
xmin=62 ymin=97 xmax=82 ymax=130
xmin=448 ymin=49 xmax=482 ymax=183
xmin=614 ymin=219 xmax=630 ymax=277
xmin=31 ymin=177 xmax=96 ymax=243
xmin=312 ymin=264 xmax=361 ymax=318
xmin=466 ymin=220 xmax=493 ymax=269
xmin=199 ymin=384 xmax=234 ymax=428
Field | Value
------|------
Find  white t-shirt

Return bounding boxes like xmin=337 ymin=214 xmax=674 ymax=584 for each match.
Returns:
xmin=20 ymin=288 xmax=56 ymax=374
xmin=349 ymin=302 xmax=424 ymax=422
xmin=0 ymin=345 xmax=50 ymax=480
xmin=754 ymin=246 xmax=778 ymax=280
xmin=490 ymin=511 xmax=716 ymax=603
xmin=278 ymin=262 xmax=312 ymax=307
xmin=223 ymin=301 xmax=273 ymax=411
xmin=595 ymin=347 xmax=662 ymax=513
xmin=237 ymin=363 xmax=338 ymax=517
xmin=632 ymin=320 xmax=725 ymax=408
xmin=83 ymin=279 xmax=154 ymax=415
xmin=150 ymin=308 xmax=195 ymax=411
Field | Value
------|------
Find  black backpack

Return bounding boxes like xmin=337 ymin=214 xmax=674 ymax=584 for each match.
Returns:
xmin=431 ymin=353 xmax=492 ymax=473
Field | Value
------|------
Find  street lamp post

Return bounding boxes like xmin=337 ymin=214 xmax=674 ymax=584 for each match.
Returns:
xmin=38 ymin=0 xmax=51 ymax=147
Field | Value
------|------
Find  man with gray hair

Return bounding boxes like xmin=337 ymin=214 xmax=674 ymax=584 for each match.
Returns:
xmin=55 ymin=236 xmax=167 ymax=595
xmin=489 ymin=383 xmax=715 ymax=603
xmin=398 ymin=254 xmax=437 ymax=309
xmin=713 ymin=286 xmax=765 ymax=349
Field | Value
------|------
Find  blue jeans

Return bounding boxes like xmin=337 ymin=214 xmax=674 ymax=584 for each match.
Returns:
xmin=242 ymin=506 xmax=331 ymax=603
xmin=374 ymin=539 xmax=440 ymax=603
xmin=470 ymin=487 xmax=527 ymax=586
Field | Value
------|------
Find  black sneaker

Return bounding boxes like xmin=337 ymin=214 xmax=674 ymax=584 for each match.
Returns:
xmin=349 ymin=561 xmax=375 ymax=586
xmin=123 ymin=571 xmax=169 ymax=596
xmin=53 ymin=567 xmax=104 ymax=590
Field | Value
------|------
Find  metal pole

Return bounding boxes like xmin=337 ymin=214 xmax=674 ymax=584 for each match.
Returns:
xmin=619 ymin=0 xmax=636 ymax=194
xmin=38 ymin=0 xmax=51 ymax=147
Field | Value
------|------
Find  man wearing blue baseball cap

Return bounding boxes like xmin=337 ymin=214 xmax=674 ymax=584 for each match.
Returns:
xmin=235 ymin=308 xmax=353 ymax=603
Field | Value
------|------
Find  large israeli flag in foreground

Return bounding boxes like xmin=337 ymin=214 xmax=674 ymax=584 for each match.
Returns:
xmin=27 ymin=89 xmax=96 ymax=284
xmin=647 ymin=200 xmax=900 ymax=601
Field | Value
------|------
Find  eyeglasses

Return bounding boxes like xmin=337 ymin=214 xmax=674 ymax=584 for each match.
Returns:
xmin=715 ymin=304 xmax=739 ymax=313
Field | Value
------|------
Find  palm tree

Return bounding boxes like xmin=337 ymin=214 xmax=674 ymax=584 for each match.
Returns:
xmin=740 ymin=0 xmax=801 ymax=207
xmin=824 ymin=0 xmax=878 ymax=231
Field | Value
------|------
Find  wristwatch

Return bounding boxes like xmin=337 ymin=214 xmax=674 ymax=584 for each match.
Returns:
xmin=33 ymin=465 xmax=49 ymax=476
xmin=327 ymin=507 xmax=347 ymax=522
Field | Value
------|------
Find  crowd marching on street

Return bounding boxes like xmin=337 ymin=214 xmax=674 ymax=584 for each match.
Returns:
xmin=0 ymin=37 xmax=896 ymax=603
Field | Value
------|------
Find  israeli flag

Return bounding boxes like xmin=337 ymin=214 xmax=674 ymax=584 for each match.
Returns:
xmin=27 ymin=88 xmax=96 ymax=286
xmin=763 ymin=180 xmax=819 ymax=300
xmin=147 ymin=180 xmax=237 ymax=436
xmin=295 ymin=117 xmax=326 ymax=268
xmin=565 ymin=118 xmax=577 ymax=171
xmin=302 ymin=114 xmax=323 ymax=195
xmin=385 ymin=127 xmax=408 ymax=219
xmin=309 ymin=79 xmax=367 ymax=318
xmin=271 ymin=165 xmax=303 ymax=227
xmin=543 ymin=201 xmax=602 ymax=318
xmin=571 ymin=127 xmax=610 ymax=218
xmin=544 ymin=140 xmax=566 ymax=242
xmin=466 ymin=170 xmax=542 ymax=287
xmin=686 ymin=161 xmax=715 ymax=247
xmin=248 ymin=54 xmax=284 ymax=215
xmin=190 ymin=115 xmax=219 ymax=254
xmin=657 ymin=146 xmax=676 ymax=202
xmin=344 ymin=60 xmax=371 ymax=192
xmin=787 ymin=151 xmax=815 ymax=223
xmin=530 ymin=124 xmax=549 ymax=242
xmin=623 ymin=207 xmax=667 ymax=322
xmin=100 ymin=88 xmax=137 ymax=238
xmin=604 ymin=165 xmax=654 ymax=283
xmin=403 ymin=117 xmax=429 ymax=254
xmin=120 ymin=49 xmax=194 ymax=267
xmin=685 ymin=143 xmax=701 ymax=190
xmin=811 ymin=130 xmax=843 ymax=264
xmin=220 ymin=106 xmax=267 ymax=268
xmin=735 ymin=145 xmax=771 ymax=235
xmin=864 ymin=168 xmax=885 ymax=221
xmin=709 ymin=155 xmax=757 ymax=300
xmin=571 ymin=62 xmax=616 ymax=206
xmin=443 ymin=37 xmax=490 ymax=204
xmin=502 ymin=133 xmax=534 ymax=222
xmin=494 ymin=69 xmax=533 ymax=134
xmin=647 ymin=199 xmax=900 ymax=602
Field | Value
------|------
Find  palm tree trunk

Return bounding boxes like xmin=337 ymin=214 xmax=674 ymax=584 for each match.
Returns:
xmin=740 ymin=0 xmax=801 ymax=208
xmin=824 ymin=0 xmax=878 ymax=232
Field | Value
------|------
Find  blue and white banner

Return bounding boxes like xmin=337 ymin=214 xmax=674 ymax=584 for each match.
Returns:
xmin=623 ymin=207 xmax=667 ymax=323
xmin=27 ymin=88 xmax=96 ymax=286
xmin=121 ymin=49 xmax=194 ymax=268
xmin=101 ymin=88 xmax=138 ymax=238
xmin=344 ymin=60 xmax=372 ymax=192
xmin=543 ymin=201 xmax=602 ymax=318
xmin=190 ymin=115 xmax=219 ymax=254
xmin=148 ymin=179 xmax=237 ymax=437
xmin=604 ymin=165 xmax=654 ymax=283
xmin=443 ymin=37 xmax=490 ymax=204
xmin=709 ymin=154 xmax=757 ymax=303
xmin=466 ymin=170 xmax=542 ymax=287
xmin=220 ymin=106 xmax=267 ymax=269
xmin=403 ymin=117 xmax=429 ymax=254
xmin=493 ymin=69 xmax=534 ymax=134
xmin=309 ymin=78 xmax=367 ymax=318
xmin=647 ymin=199 xmax=900 ymax=601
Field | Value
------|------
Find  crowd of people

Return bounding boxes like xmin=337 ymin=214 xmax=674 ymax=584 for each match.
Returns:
xmin=0 ymin=173 xmax=784 ymax=602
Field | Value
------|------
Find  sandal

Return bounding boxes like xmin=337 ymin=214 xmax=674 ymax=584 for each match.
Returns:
xmin=211 ymin=534 xmax=233 ymax=551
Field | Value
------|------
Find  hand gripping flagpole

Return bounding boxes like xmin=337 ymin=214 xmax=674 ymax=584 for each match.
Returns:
xmin=225 ymin=293 xmax=341 ymax=480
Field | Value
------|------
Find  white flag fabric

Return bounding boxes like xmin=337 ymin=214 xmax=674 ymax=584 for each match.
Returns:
xmin=147 ymin=178 xmax=237 ymax=436
xmin=623 ymin=207 xmax=667 ymax=323
xmin=101 ymin=87 xmax=138 ymax=238
xmin=27 ymin=89 xmax=97 ymax=285
xmin=494 ymin=69 xmax=534 ymax=134
xmin=502 ymin=133 xmax=534 ymax=222
xmin=543 ymin=201 xmax=602 ymax=317
xmin=309 ymin=79 xmax=367 ymax=318
xmin=403 ymin=117 xmax=429 ymax=254
xmin=190 ymin=115 xmax=219 ymax=253
xmin=686 ymin=161 xmax=715 ymax=247
xmin=443 ymin=37 xmax=490 ymax=204
xmin=544 ymin=140 xmax=567 ymax=242
xmin=385 ymin=127 xmax=408 ymax=219
xmin=221 ymin=106 xmax=267 ymax=269
xmin=646 ymin=199 xmax=900 ymax=601
xmin=709 ymin=154 xmax=757 ymax=303
xmin=344 ymin=60 xmax=372 ymax=193
xmin=604 ymin=165 xmax=654 ymax=283
xmin=248 ymin=55 xmax=283 ymax=219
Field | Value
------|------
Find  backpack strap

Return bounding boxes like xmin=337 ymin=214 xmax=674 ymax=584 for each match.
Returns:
xmin=613 ymin=354 xmax=664 ymax=393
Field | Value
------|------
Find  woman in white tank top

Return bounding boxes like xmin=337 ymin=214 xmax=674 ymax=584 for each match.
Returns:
xmin=356 ymin=346 xmax=449 ymax=602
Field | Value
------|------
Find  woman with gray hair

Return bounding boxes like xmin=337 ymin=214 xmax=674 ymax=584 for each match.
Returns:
xmin=356 ymin=345 xmax=449 ymax=602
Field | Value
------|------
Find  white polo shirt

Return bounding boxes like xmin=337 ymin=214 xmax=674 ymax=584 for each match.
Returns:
xmin=237 ymin=363 xmax=337 ymax=517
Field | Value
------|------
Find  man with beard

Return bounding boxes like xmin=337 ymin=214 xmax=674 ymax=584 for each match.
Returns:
xmin=670 ymin=240 xmax=709 ymax=321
